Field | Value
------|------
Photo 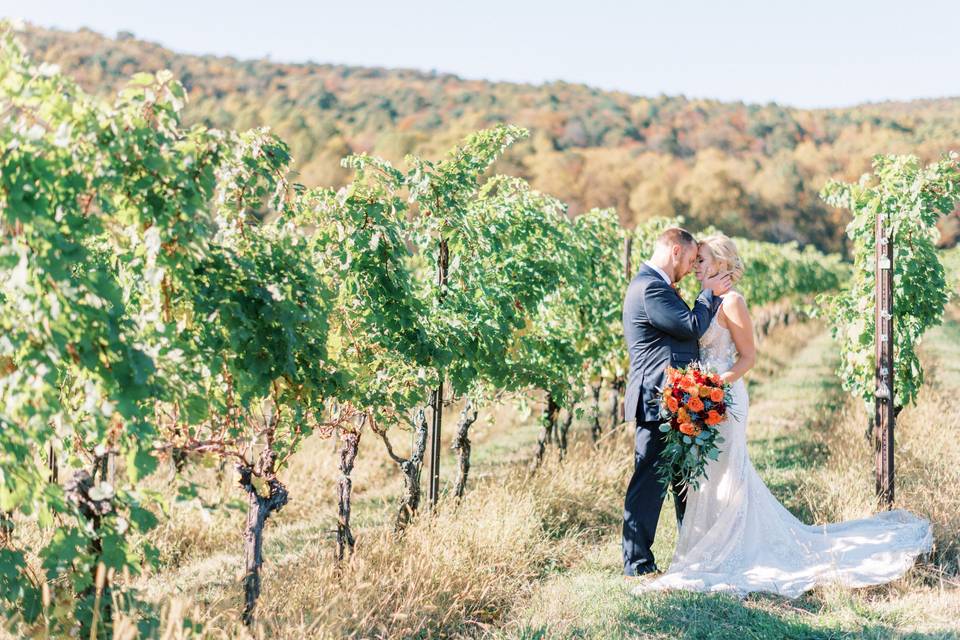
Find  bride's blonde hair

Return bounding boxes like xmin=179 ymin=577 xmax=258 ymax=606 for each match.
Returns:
xmin=699 ymin=234 xmax=745 ymax=285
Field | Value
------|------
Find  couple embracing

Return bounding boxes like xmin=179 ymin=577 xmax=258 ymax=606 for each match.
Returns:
xmin=621 ymin=228 xmax=932 ymax=598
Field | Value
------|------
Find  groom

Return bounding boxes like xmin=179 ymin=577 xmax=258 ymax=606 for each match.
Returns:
xmin=621 ymin=227 xmax=731 ymax=576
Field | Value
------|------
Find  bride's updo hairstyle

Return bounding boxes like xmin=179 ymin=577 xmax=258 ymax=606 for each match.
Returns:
xmin=699 ymin=234 xmax=745 ymax=285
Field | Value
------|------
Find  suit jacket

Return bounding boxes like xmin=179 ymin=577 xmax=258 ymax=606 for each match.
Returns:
xmin=622 ymin=263 xmax=718 ymax=424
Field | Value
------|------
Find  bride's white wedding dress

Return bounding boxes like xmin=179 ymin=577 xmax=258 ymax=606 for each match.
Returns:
xmin=637 ymin=312 xmax=933 ymax=598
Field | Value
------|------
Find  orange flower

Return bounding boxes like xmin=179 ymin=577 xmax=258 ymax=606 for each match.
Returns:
xmin=706 ymin=410 xmax=722 ymax=426
xmin=677 ymin=407 xmax=690 ymax=424
xmin=698 ymin=385 xmax=712 ymax=398
xmin=709 ymin=387 xmax=725 ymax=403
xmin=686 ymin=396 xmax=704 ymax=412
xmin=679 ymin=422 xmax=696 ymax=436
xmin=666 ymin=396 xmax=680 ymax=413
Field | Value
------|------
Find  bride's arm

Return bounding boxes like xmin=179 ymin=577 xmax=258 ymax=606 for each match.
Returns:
xmin=719 ymin=294 xmax=756 ymax=384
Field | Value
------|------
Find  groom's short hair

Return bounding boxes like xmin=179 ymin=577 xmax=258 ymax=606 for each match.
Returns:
xmin=655 ymin=227 xmax=696 ymax=250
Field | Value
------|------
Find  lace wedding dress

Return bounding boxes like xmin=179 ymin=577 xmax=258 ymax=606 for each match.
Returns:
xmin=636 ymin=312 xmax=933 ymax=598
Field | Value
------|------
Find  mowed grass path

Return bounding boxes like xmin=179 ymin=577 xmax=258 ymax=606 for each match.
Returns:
xmin=495 ymin=323 xmax=959 ymax=640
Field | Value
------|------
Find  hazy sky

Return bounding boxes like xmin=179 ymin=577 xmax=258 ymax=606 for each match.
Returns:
xmin=2 ymin=0 xmax=958 ymax=108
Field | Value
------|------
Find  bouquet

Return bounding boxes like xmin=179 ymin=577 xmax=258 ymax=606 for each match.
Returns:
xmin=657 ymin=363 xmax=733 ymax=493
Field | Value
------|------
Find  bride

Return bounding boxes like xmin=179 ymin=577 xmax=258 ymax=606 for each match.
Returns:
xmin=636 ymin=234 xmax=933 ymax=598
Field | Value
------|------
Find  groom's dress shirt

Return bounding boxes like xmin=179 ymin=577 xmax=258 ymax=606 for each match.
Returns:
xmin=644 ymin=261 xmax=671 ymax=285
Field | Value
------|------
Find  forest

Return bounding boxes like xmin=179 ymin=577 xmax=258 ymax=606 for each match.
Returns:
xmin=19 ymin=23 xmax=960 ymax=253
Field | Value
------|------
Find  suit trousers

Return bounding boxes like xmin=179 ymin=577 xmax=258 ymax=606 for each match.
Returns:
xmin=622 ymin=418 xmax=686 ymax=576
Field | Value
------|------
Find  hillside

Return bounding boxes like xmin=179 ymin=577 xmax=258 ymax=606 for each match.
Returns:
xmin=19 ymin=23 xmax=960 ymax=251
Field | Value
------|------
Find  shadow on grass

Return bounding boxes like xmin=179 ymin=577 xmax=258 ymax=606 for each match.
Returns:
xmin=751 ymin=437 xmax=830 ymax=472
xmin=512 ymin=589 xmax=947 ymax=640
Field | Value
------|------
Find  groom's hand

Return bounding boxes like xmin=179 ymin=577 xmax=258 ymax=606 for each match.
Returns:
xmin=703 ymin=271 xmax=733 ymax=296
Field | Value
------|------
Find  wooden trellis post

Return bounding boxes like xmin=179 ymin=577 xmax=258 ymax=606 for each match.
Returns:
xmin=616 ymin=236 xmax=633 ymax=423
xmin=875 ymin=211 xmax=895 ymax=509
xmin=427 ymin=238 xmax=449 ymax=510
xmin=623 ymin=236 xmax=633 ymax=280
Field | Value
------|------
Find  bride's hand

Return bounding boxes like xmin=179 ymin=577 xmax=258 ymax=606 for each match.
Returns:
xmin=703 ymin=271 xmax=733 ymax=296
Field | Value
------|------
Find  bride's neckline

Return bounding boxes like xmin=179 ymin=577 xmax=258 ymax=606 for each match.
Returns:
xmin=712 ymin=290 xmax=742 ymax=332
xmin=705 ymin=312 xmax=731 ymax=339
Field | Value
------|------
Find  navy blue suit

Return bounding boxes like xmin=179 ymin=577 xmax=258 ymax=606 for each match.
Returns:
xmin=621 ymin=263 xmax=718 ymax=576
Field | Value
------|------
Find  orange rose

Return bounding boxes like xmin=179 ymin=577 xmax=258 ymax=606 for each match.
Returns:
xmin=709 ymin=387 xmax=725 ymax=403
xmin=666 ymin=396 xmax=679 ymax=413
xmin=686 ymin=396 xmax=704 ymax=412
xmin=679 ymin=422 xmax=696 ymax=436
xmin=706 ymin=410 xmax=722 ymax=426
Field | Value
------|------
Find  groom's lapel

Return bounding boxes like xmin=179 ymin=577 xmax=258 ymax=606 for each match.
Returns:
xmin=672 ymin=283 xmax=690 ymax=307
xmin=638 ymin=263 xmax=688 ymax=305
xmin=638 ymin=263 xmax=668 ymax=286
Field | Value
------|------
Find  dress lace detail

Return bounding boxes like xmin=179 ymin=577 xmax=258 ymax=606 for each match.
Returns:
xmin=699 ymin=315 xmax=739 ymax=373
xmin=635 ymin=313 xmax=933 ymax=598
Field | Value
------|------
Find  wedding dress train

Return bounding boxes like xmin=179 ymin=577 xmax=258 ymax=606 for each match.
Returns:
xmin=636 ymin=314 xmax=933 ymax=598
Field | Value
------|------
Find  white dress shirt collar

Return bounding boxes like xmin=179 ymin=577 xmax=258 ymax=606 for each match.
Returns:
xmin=644 ymin=261 xmax=672 ymax=285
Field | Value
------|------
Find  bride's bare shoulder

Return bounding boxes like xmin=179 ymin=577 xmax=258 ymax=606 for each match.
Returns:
xmin=720 ymin=290 xmax=747 ymax=306
xmin=718 ymin=291 xmax=750 ymax=319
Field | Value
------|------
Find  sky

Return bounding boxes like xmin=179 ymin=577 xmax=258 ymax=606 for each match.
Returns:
xmin=2 ymin=0 xmax=959 ymax=109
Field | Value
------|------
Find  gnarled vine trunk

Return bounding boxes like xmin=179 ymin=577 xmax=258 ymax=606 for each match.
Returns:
xmin=589 ymin=383 xmax=602 ymax=442
xmin=531 ymin=393 xmax=559 ymax=471
xmin=64 ymin=469 xmax=113 ymax=636
xmin=557 ymin=406 xmax=574 ymax=460
xmin=336 ymin=426 xmax=361 ymax=561
xmin=452 ymin=399 xmax=478 ymax=498
xmin=380 ymin=409 xmax=429 ymax=532
xmin=609 ymin=378 xmax=623 ymax=429
xmin=238 ymin=463 xmax=289 ymax=626
xmin=0 ymin=509 xmax=12 ymax=547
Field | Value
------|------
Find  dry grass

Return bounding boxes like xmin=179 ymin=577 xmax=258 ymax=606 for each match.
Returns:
xmin=111 ymin=430 xmax=633 ymax=639
xmin=256 ymin=450 xmax=622 ymax=640
xmin=799 ymin=316 xmax=960 ymax=580
xmin=7 ymin=317 xmax=960 ymax=638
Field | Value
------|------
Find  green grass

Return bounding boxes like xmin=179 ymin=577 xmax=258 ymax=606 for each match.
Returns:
xmin=506 ymin=571 xmax=949 ymax=639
